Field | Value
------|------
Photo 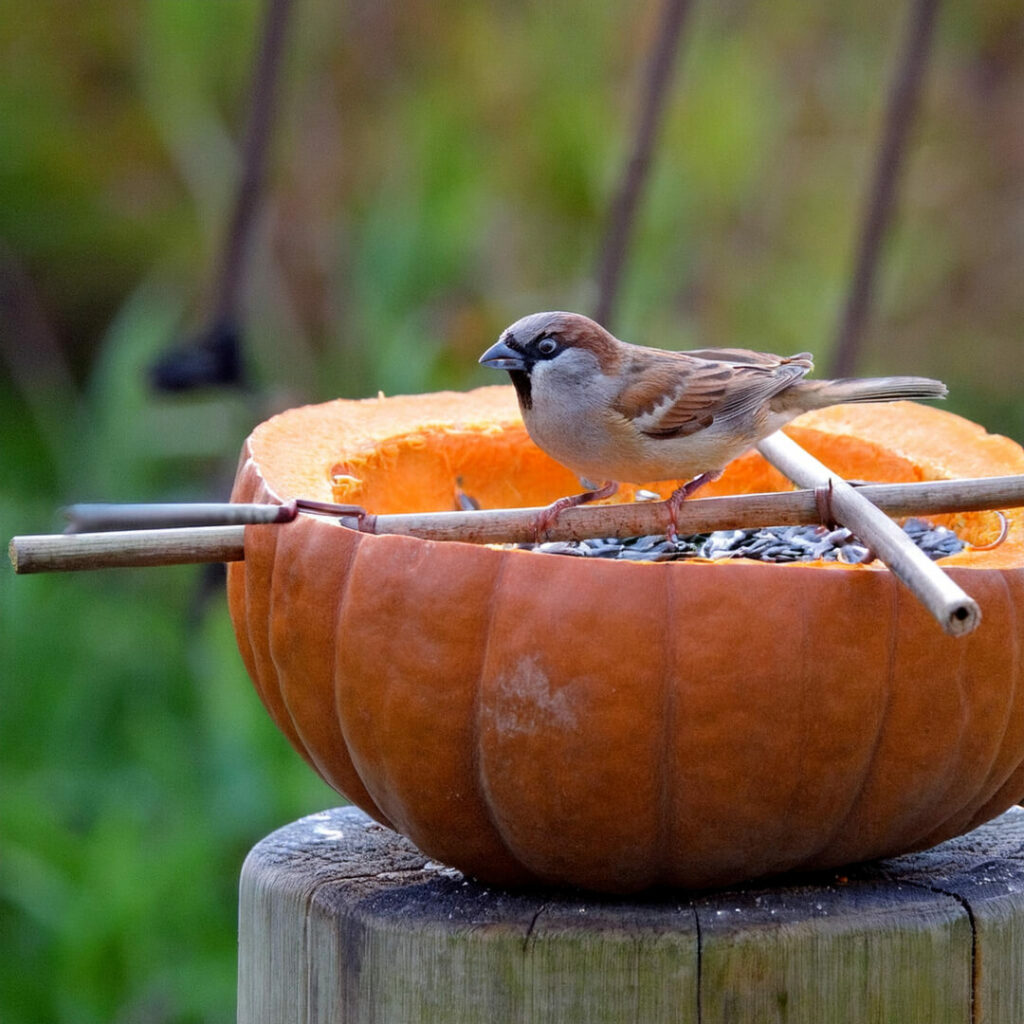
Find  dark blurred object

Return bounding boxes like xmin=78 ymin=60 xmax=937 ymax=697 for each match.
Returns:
xmin=150 ymin=319 xmax=245 ymax=391
xmin=150 ymin=0 xmax=294 ymax=394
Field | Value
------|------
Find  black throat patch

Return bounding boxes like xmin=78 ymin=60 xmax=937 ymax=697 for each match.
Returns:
xmin=508 ymin=369 xmax=533 ymax=410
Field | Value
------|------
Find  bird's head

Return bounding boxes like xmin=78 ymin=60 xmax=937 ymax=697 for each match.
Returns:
xmin=479 ymin=312 xmax=618 ymax=409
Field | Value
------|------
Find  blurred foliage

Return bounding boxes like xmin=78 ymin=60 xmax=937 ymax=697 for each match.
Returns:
xmin=2 ymin=1 xmax=1022 ymax=1021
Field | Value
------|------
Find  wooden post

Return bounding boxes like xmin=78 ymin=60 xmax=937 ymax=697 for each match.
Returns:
xmin=238 ymin=805 xmax=1024 ymax=1023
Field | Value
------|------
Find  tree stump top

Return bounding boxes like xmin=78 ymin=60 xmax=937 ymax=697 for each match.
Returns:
xmin=239 ymin=805 xmax=1024 ymax=1023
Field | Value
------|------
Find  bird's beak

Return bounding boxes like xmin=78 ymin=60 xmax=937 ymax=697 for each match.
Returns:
xmin=479 ymin=339 xmax=527 ymax=371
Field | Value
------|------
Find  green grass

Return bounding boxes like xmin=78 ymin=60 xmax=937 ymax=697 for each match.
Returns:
xmin=1 ymin=361 xmax=337 ymax=1023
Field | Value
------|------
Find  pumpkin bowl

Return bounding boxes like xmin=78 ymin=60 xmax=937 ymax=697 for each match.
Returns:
xmin=228 ymin=386 xmax=1024 ymax=892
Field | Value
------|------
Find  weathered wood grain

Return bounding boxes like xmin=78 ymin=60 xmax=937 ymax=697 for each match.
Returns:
xmin=695 ymin=877 xmax=969 ymax=1022
xmin=238 ymin=805 xmax=1024 ymax=1023
xmin=865 ymin=809 xmax=1024 ymax=1024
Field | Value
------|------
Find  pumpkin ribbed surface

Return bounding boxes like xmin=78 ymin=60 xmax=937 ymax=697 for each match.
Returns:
xmin=228 ymin=386 xmax=1024 ymax=891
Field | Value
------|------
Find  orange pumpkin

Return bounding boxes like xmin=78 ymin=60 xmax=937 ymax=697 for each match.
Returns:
xmin=228 ymin=386 xmax=1024 ymax=891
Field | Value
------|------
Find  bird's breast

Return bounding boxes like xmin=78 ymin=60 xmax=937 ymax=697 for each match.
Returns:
xmin=521 ymin=394 xmax=759 ymax=485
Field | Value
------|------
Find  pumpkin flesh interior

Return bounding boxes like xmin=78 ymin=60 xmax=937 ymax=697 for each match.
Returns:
xmin=246 ymin=385 xmax=1024 ymax=568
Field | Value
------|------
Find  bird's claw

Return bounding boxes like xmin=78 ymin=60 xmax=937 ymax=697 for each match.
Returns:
xmin=530 ymin=481 xmax=618 ymax=542
xmin=531 ymin=496 xmax=575 ymax=542
xmin=663 ymin=471 xmax=721 ymax=543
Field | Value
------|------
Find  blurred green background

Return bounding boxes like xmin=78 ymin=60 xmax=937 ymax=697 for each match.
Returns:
xmin=2 ymin=2 xmax=1022 ymax=1021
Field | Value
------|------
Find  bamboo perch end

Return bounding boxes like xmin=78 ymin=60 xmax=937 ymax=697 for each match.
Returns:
xmin=946 ymin=600 xmax=980 ymax=637
xmin=757 ymin=431 xmax=981 ymax=637
xmin=9 ymin=526 xmax=247 ymax=575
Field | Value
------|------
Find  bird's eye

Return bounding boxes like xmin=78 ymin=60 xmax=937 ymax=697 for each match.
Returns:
xmin=537 ymin=336 xmax=558 ymax=356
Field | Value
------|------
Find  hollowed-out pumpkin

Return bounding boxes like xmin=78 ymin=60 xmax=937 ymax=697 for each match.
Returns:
xmin=228 ymin=385 xmax=1024 ymax=892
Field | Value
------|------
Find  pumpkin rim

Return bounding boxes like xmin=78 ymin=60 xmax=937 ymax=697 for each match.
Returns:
xmin=238 ymin=387 xmax=1024 ymax=571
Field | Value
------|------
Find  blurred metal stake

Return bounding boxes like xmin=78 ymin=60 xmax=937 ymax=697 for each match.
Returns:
xmin=151 ymin=0 xmax=296 ymax=391
xmin=212 ymin=0 xmax=295 ymax=331
xmin=594 ymin=0 xmax=695 ymax=330
xmin=830 ymin=0 xmax=942 ymax=377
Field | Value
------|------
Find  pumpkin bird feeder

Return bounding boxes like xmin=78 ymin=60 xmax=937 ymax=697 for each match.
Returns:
xmin=224 ymin=385 xmax=1024 ymax=892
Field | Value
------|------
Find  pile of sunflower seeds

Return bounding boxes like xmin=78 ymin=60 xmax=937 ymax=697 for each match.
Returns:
xmin=526 ymin=517 xmax=965 ymax=564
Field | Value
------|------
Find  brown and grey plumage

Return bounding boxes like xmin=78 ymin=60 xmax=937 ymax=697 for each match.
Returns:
xmin=479 ymin=312 xmax=947 ymax=537
xmin=480 ymin=311 xmax=946 ymax=488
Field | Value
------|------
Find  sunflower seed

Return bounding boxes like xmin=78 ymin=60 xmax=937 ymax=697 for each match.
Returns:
xmin=524 ymin=518 xmax=966 ymax=564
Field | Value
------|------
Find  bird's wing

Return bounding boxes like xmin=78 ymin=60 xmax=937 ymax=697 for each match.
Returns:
xmin=613 ymin=349 xmax=812 ymax=440
xmin=684 ymin=348 xmax=814 ymax=369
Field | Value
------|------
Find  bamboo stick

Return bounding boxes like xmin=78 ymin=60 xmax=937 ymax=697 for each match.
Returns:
xmin=336 ymin=475 xmax=1022 ymax=545
xmin=9 ymin=473 xmax=1021 ymax=577
xmin=757 ymin=431 xmax=980 ymax=637
xmin=9 ymin=526 xmax=246 ymax=575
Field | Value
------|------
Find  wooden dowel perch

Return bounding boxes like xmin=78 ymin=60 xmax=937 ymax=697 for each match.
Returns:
xmin=34 ymin=475 xmax=1024 ymax=541
xmin=757 ymin=431 xmax=980 ymax=637
xmin=10 ymin=447 xmax=1024 ymax=637
xmin=9 ymin=526 xmax=248 ymax=575
xmin=10 ymin=474 xmax=1021 ymax=556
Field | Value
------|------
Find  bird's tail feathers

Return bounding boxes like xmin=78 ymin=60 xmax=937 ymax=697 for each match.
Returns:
xmin=796 ymin=376 xmax=947 ymax=409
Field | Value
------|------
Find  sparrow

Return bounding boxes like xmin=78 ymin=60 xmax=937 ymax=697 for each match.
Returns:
xmin=479 ymin=311 xmax=948 ymax=538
